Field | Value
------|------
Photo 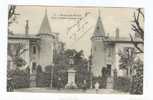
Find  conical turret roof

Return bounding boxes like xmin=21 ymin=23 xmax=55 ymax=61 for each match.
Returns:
xmin=38 ymin=9 xmax=52 ymax=34
xmin=93 ymin=10 xmax=105 ymax=37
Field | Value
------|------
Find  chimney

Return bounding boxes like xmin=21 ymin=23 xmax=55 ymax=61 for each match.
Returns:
xmin=115 ymin=28 xmax=119 ymax=39
xmin=25 ymin=20 xmax=29 ymax=35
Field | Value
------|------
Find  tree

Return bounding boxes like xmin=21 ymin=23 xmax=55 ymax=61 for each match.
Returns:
xmin=129 ymin=8 xmax=144 ymax=94
xmin=8 ymin=5 xmax=19 ymax=34
xmin=8 ymin=43 xmax=28 ymax=68
xmin=130 ymin=8 xmax=144 ymax=53
xmin=118 ymin=47 xmax=136 ymax=77
xmin=7 ymin=43 xmax=28 ymax=89
xmin=118 ymin=47 xmax=144 ymax=94
xmin=52 ymin=49 xmax=89 ymax=88
xmin=130 ymin=58 xmax=143 ymax=94
xmin=8 ymin=6 xmax=16 ymax=20
xmin=8 ymin=6 xmax=24 ymax=67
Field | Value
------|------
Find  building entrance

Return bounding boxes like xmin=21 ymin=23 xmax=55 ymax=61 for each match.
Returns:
xmin=107 ymin=64 xmax=111 ymax=76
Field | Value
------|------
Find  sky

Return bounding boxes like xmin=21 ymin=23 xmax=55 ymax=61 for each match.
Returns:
xmin=9 ymin=6 xmax=142 ymax=58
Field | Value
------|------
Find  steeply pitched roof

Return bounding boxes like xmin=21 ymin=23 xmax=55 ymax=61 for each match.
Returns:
xmin=103 ymin=36 xmax=143 ymax=44
xmin=38 ymin=9 xmax=52 ymax=34
xmin=93 ymin=12 xmax=105 ymax=37
xmin=8 ymin=34 xmax=40 ymax=40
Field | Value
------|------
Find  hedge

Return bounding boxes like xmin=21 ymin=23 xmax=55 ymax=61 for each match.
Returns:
xmin=9 ymin=69 xmax=30 ymax=89
xmin=36 ymin=72 xmax=51 ymax=87
xmin=114 ymin=76 xmax=130 ymax=92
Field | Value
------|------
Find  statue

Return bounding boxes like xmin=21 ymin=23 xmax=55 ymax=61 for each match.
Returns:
xmin=65 ymin=56 xmax=77 ymax=88
xmin=69 ymin=56 xmax=74 ymax=65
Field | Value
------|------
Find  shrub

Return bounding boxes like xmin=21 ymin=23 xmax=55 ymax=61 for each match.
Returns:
xmin=114 ymin=76 xmax=130 ymax=92
xmin=37 ymin=65 xmax=42 ymax=73
xmin=130 ymin=59 xmax=143 ymax=94
xmin=10 ymin=69 xmax=30 ymax=89
xmin=44 ymin=65 xmax=52 ymax=73
xmin=36 ymin=72 xmax=50 ymax=87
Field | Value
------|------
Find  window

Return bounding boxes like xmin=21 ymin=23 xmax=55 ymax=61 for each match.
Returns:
xmin=32 ymin=45 xmax=36 ymax=54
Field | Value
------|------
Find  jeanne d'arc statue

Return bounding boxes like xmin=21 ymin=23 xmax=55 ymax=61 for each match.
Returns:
xmin=69 ymin=56 xmax=74 ymax=65
xmin=65 ymin=55 xmax=77 ymax=88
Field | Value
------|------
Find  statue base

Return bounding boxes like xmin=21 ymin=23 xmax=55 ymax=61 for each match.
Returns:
xmin=30 ymin=72 xmax=36 ymax=87
xmin=65 ymin=68 xmax=77 ymax=89
xmin=65 ymin=82 xmax=77 ymax=89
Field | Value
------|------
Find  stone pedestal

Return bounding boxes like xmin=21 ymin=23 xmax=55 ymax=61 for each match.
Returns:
xmin=65 ymin=68 xmax=77 ymax=88
xmin=106 ymin=76 xmax=113 ymax=89
xmin=30 ymin=72 xmax=36 ymax=87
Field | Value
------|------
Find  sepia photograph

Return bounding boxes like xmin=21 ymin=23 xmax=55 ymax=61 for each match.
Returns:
xmin=7 ymin=5 xmax=144 ymax=94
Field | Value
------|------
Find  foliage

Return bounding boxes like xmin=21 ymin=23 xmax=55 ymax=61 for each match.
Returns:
xmin=118 ymin=47 xmax=136 ymax=77
xmin=128 ymin=8 xmax=144 ymax=94
xmin=52 ymin=49 xmax=90 ymax=88
xmin=118 ymin=47 xmax=136 ymax=75
xmin=8 ymin=43 xmax=27 ymax=68
xmin=37 ymin=65 xmax=43 ymax=73
xmin=118 ymin=47 xmax=143 ymax=94
xmin=115 ymin=8 xmax=144 ymax=93
xmin=44 ymin=65 xmax=52 ymax=73
xmin=14 ymin=57 xmax=26 ymax=67
xmin=114 ymin=77 xmax=131 ymax=92
xmin=8 ymin=69 xmax=30 ymax=89
xmin=130 ymin=59 xmax=143 ymax=94
xmin=36 ymin=72 xmax=50 ymax=87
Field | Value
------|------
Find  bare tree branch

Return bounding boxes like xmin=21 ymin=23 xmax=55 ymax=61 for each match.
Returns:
xmin=137 ymin=8 xmax=144 ymax=18
xmin=8 ymin=6 xmax=16 ymax=19
xmin=130 ymin=8 xmax=144 ymax=53
xmin=130 ymin=34 xmax=144 ymax=53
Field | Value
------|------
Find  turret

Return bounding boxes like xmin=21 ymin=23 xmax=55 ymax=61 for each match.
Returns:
xmin=91 ymin=9 xmax=106 ymax=77
xmin=37 ymin=8 xmax=55 ymax=71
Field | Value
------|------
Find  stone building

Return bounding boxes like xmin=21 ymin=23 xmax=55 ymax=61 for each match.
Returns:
xmin=7 ymin=10 xmax=64 ymax=74
xmin=91 ymin=13 xmax=143 ymax=78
